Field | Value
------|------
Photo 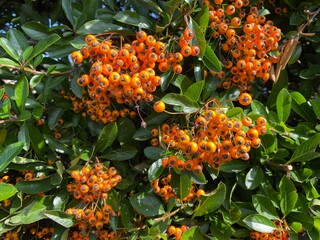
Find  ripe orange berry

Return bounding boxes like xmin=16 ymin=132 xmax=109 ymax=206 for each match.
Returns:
xmin=183 ymin=28 xmax=194 ymax=41
xmin=196 ymin=189 xmax=205 ymax=198
xmin=71 ymin=51 xmax=83 ymax=64
xmin=239 ymin=92 xmax=252 ymax=106
xmin=153 ymin=100 xmax=165 ymax=113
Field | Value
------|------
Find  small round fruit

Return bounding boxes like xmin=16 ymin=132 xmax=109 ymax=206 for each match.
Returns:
xmin=153 ymin=100 xmax=165 ymax=113
xmin=239 ymin=92 xmax=252 ymax=106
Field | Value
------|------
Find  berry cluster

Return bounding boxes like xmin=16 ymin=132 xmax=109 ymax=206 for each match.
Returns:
xmin=70 ymin=29 xmax=199 ymax=123
xmin=2 ymin=231 xmax=19 ymax=240
xmin=60 ymin=89 xmax=136 ymax=124
xmin=29 ymin=225 xmax=55 ymax=239
xmin=66 ymin=163 xmax=121 ymax=239
xmin=167 ymin=224 xmax=189 ymax=240
xmin=250 ymin=220 xmax=290 ymax=240
xmin=151 ymin=173 xmax=201 ymax=203
xmin=159 ymin=108 xmax=267 ymax=172
xmin=203 ymin=0 xmax=281 ymax=103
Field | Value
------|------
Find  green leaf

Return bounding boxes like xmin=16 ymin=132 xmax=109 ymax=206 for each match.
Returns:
xmin=287 ymin=133 xmax=320 ymax=164
xmin=195 ymin=4 xmax=209 ymax=32
xmin=21 ymin=21 xmax=49 ymax=40
xmin=184 ymin=81 xmax=204 ymax=102
xmin=113 ymin=10 xmax=154 ymax=30
xmin=267 ymin=71 xmax=288 ymax=109
xmin=0 ymin=58 xmax=19 ymax=67
xmin=14 ymin=77 xmax=29 ymax=112
xmin=48 ymin=108 xmax=64 ymax=130
xmin=243 ymin=214 xmax=276 ymax=233
xmin=202 ymin=44 xmax=222 ymax=73
xmin=77 ymin=20 xmax=125 ymax=35
xmin=0 ymin=183 xmax=18 ymax=201
xmin=279 ymin=176 xmax=298 ymax=216
xmin=226 ymin=107 xmax=243 ymax=118
xmin=30 ymin=74 xmax=44 ymax=89
xmin=182 ymin=226 xmax=205 ymax=240
xmin=189 ymin=19 xmax=206 ymax=58
xmin=5 ymin=196 xmax=51 ymax=225
xmin=251 ymin=100 xmax=268 ymax=118
xmin=252 ymin=194 xmax=279 ymax=220
xmin=0 ymin=37 xmax=20 ymax=62
xmin=0 ymin=142 xmax=24 ymax=172
xmin=144 ymin=146 xmax=163 ymax=160
xmin=220 ymin=160 xmax=249 ymax=173
xmin=22 ymin=46 xmax=33 ymax=61
xmin=133 ymin=127 xmax=152 ymax=141
xmin=95 ymin=122 xmax=118 ymax=153
xmin=312 ymin=96 xmax=320 ymax=120
xmin=276 ymin=88 xmax=291 ymax=122
xmin=210 ymin=217 xmax=234 ymax=240
xmin=193 ymin=182 xmax=226 ymax=218
xmin=7 ymin=29 xmax=29 ymax=55
xmin=82 ymin=0 xmax=98 ymax=20
xmin=28 ymin=34 xmax=61 ymax=61
xmin=245 ymin=166 xmax=264 ymax=190
xmin=0 ymin=129 xmax=7 ymax=145
xmin=117 ymin=118 xmax=136 ymax=145
xmin=129 ymin=193 xmax=165 ymax=217
xmin=162 ymin=93 xmax=199 ymax=113
xmin=15 ymin=176 xmax=55 ymax=194
xmin=44 ymin=135 xmax=73 ymax=155
xmin=148 ymin=159 xmax=164 ymax=181
xmin=290 ymin=91 xmax=317 ymax=123
xmin=288 ymin=43 xmax=302 ymax=65
xmin=18 ymin=122 xmax=30 ymax=151
xmin=43 ymin=210 xmax=76 ymax=228
xmin=171 ymin=74 xmax=193 ymax=94
xmin=100 ymin=146 xmax=138 ymax=161
xmin=170 ymin=171 xmax=191 ymax=200
xmin=62 ymin=0 xmax=75 ymax=27
xmin=27 ymin=124 xmax=46 ymax=160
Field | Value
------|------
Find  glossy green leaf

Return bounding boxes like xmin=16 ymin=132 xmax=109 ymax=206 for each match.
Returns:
xmin=251 ymin=100 xmax=268 ymax=118
xmin=113 ymin=11 xmax=154 ymax=30
xmin=83 ymin=0 xmax=98 ymax=20
xmin=15 ymin=176 xmax=55 ymax=194
xmin=144 ymin=146 xmax=163 ymax=160
xmin=170 ymin=171 xmax=191 ymax=200
xmin=288 ymin=43 xmax=302 ymax=65
xmin=193 ymin=182 xmax=226 ymax=218
xmin=133 ymin=127 xmax=152 ymax=141
xmin=182 ymin=226 xmax=205 ymax=240
xmin=267 ymin=71 xmax=288 ymax=109
xmin=18 ymin=122 xmax=30 ymax=151
xmin=28 ymin=34 xmax=61 ymax=61
xmin=27 ymin=124 xmax=46 ymax=160
xmin=279 ymin=176 xmax=298 ymax=216
xmin=43 ymin=210 xmax=76 ymax=228
xmin=0 ymin=37 xmax=20 ymax=62
xmin=290 ymin=91 xmax=317 ymax=123
xmin=162 ymin=93 xmax=199 ymax=113
xmin=148 ymin=159 xmax=164 ymax=181
xmin=276 ymin=88 xmax=291 ymax=122
xmin=48 ymin=108 xmax=64 ymax=130
xmin=14 ymin=77 xmax=29 ymax=112
xmin=252 ymin=194 xmax=279 ymax=220
xmin=189 ymin=19 xmax=206 ymax=58
xmin=210 ymin=217 xmax=234 ymax=240
xmin=95 ymin=122 xmax=118 ymax=153
xmin=0 ymin=142 xmax=24 ymax=172
xmin=243 ymin=214 xmax=276 ymax=233
xmin=21 ymin=21 xmax=49 ymax=40
xmin=195 ymin=4 xmax=209 ymax=32
xmin=245 ymin=166 xmax=264 ymax=190
xmin=0 ymin=58 xmax=20 ymax=67
xmin=30 ymin=74 xmax=44 ymax=89
xmin=7 ymin=29 xmax=29 ymax=55
xmin=129 ymin=193 xmax=165 ymax=217
xmin=117 ymin=118 xmax=136 ymax=146
xmin=44 ymin=135 xmax=73 ymax=155
xmin=0 ymin=183 xmax=18 ymax=201
xmin=226 ymin=107 xmax=243 ymax=118
xmin=77 ymin=20 xmax=125 ymax=35
xmin=171 ymin=74 xmax=193 ymax=94
xmin=100 ymin=146 xmax=138 ymax=161
xmin=202 ymin=44 xmax=222 ymax=72
xmin=220 ymin=160 xmax=249 ymax=173
xmin=5 ymin=196 xmax=51 ymax=225
xmin=311 ymin=96 xmax=320 ymax=120
xmin=287 ymin=133 xmax=320 ymax=164
xmin=62 ymin=0 xmax=75 ymax=27
xmin=184 ymin=80 xmax=204 ymax=102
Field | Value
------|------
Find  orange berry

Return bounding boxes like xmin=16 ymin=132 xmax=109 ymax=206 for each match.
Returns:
xmin=153 ymin=100 xmax=165 ymax=113
xmin=239 ymin=92 xmax=252 ymax=106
